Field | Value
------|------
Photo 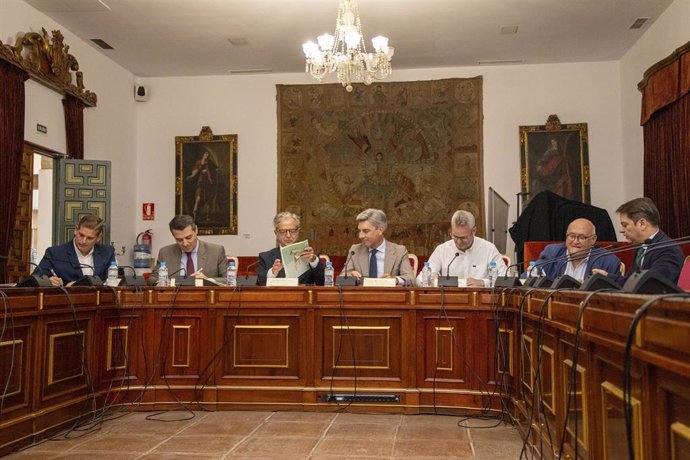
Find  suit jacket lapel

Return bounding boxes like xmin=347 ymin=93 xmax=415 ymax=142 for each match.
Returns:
xmin=197 ymin=241 xmax=207 ymax=272
xmin=66 ymin=242 xmax=80 ymax=275
xmin=383 ymin=241 xmax=395 ymax=275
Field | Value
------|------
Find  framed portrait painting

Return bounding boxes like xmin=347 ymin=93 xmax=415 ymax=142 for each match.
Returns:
xmin=175 ymin=126 xmax=238 ymax=235
xmin=519 ymin=115 xmax=590 ymax=204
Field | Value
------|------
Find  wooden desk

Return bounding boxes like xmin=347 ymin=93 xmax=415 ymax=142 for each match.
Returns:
xmin=1 ymin=286 xmax=689 ymax=458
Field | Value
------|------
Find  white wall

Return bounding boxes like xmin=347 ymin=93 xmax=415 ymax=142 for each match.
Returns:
xmin=2 ymin=0 xmax=138 ymax=258
xmin=137 ymin=62 xmax=624 ymax=257
xmin=619 ymin=0 xmax=690 ymax=198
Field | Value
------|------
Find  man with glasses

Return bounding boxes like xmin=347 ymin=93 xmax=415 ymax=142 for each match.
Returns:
xmin=533 ymin=217 xmax=621 ymax=280
xmin=420 ymin=210 xmax=506 ymax=287
xmin=256 ymin=211 xmax=325 ymax=286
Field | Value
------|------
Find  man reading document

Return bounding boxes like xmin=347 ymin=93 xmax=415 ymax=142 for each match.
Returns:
xmin=256 ymin=212 xmax=325 ymax=286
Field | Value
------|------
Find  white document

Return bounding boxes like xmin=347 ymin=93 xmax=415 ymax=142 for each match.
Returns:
xmin=267 ymin=277 xmax=299 ymax=287
xmin=280 ymin=239 xmax=310 ymax=278
xmin=362 ymin=277 xmax=396 ymax=287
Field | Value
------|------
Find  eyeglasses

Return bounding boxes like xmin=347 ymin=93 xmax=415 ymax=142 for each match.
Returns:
xmin=566 ymin=233 xmax=593 ymax=242
xmin=450 ymin=233 xmax=472 ymax=242
xmin=276 ymin=228 xmax=300 ymax=236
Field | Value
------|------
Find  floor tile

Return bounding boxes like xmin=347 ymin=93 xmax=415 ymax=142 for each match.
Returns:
xmin=229 ymin=436 xmax=319 ymax=457
xmin=253 ymin=420 xmax=330 ymax=437
xmin=151 ymin=434 xmax=244 ymax=455
xmin=325 ymin=422 xmax=398 ymax=439
xmin=70 ymin=433 xmax=169 ymax=453
xmin=312 ymin=437 xmax=395 ymax=457
xmin=393 ymin=439 xmax=473 ymax=458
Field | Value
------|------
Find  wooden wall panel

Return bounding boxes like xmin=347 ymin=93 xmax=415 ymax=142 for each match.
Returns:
xmin=41 ymin=317 xmax=92 ymax=400
xmin=0 ymin=324 xmax=32 ymax=414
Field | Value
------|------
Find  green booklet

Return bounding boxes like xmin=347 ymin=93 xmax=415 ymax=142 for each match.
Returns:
xmin=280 ymin=239 xmax=309 ymax=278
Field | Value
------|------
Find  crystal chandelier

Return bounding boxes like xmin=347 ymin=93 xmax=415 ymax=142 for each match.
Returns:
xmin=302 ymin=0 xmax=394 ymax=92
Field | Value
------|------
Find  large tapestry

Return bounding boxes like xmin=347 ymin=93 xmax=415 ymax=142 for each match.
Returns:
xmin=277 ymin=77 xmax=484 ymax=257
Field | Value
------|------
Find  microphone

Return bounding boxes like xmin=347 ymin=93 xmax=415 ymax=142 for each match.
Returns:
xmin=238 ymin=258 xmax=259 ymax=286
xmin=336 ymin=250 xmax=357 ymax=286
xmin=71 ymin=262 xmax=104 ymax=286
xmin=118 ymin=265 xmax=147 ymax=286
xmin=0 ymin=255 xmax=54 ymax=287
xmin=580 ymin=236 xmax=690 ymax=290
xmin=438 ymin=252 xmax=460 ymax=288
xmin=169 ymin=267 xmax=195 ymax=286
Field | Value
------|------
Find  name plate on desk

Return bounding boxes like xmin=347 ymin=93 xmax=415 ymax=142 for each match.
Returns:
xmin=267 ymin=277 xmax=299 ymax=287
xmin=362 ymin=277 xmax=396 ymax=287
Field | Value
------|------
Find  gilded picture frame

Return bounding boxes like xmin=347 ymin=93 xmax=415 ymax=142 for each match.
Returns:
xmin=519 ymin=115 xmax=590 ymax=204
xmin=175 ymin=126 xmax=237 ymax=235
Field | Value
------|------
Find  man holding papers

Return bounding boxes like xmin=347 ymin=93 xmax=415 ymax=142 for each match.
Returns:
xmin=256 ymin=212 xmax=325 ymax=286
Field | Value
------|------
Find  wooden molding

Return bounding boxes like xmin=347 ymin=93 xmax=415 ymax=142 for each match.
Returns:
xmin=0 ymin=28 xmax=97 ymax=107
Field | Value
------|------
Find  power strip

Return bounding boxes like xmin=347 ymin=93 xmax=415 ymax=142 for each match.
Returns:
xmin=321 ymin=393 xmax=400 ymax=403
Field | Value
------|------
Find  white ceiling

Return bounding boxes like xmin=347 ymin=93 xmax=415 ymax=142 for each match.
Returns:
xmin=23 ymin=0 xmax=673 ymax=77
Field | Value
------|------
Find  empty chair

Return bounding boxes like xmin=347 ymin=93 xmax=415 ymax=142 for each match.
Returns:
xmin=678 ymin=256 xmax=690 ymax=291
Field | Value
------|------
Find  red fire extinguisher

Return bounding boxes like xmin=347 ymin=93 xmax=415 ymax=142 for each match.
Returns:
xmin=140 ymin=230 xmax=153 ymax=248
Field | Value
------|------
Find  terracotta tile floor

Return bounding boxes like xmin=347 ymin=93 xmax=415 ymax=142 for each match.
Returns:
xmin=7 ymin=411 xmax=525 ymax=459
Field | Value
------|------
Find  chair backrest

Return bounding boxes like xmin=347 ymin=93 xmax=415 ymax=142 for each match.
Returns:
xmin=501 ymin=255 xmax=511 ymax=267
xmin=620 ymin=261 xmax=626 ymax=277
xmin=319 ymin=254 xmax=330 ymax=263
xmin=227 ymin=255 xmax=238 ymax=268
xmin=678 ymin=256 xmax=690 ymax=291
xmin=408 ymin=253 xmax=419 ymax=275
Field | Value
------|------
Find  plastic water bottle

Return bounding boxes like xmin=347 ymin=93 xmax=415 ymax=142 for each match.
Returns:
xmin=488 ymin=261 xmax=498 ymax=288
xmin=158 ymin=261 xmax=169 ymax=287
xmin=324 ymin=261 xmax=335 ymax=286
xmin=107 ymin=260 xmax=119 ymax=287
xmin=421 ymin=262 xmax=432 ymax=287
xmin=226 ymin=261 xmax=237 ymax=287
xmin=527 ymin=261 xmax=539 ymax=278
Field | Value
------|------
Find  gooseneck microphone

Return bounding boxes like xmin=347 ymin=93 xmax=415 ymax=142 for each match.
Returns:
xmin=336 ymin=250 xmax=357 ymax=286
xmin=238 ymin=258 xmax=259 ymax=286
xmin=118 ymin=265 xmax=147 ymax=286
xmin=446 ymin=252 xmax=460 ymax=279
xmin=0 ymin=255 xmax=53 ymax=287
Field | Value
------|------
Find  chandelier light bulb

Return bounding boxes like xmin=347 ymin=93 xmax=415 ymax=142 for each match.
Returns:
xmin=302 ymin=0 xmax=393 ymax=90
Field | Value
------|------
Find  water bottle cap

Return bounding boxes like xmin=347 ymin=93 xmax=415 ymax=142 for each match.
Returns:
xmin=529 ymin=261 xmax=536 ymax=266
xmin=111 ymin=260 xmax=117 ymax=265
xmin=326 ymin=261 xmax=332 ymax=266
xmin=160 ymin=262 xmax=166 ymax=266
xmin=229 ymin=261 xmax=235 ymax=267
xmin=424 ymin=262 xmax=429 ymax=266
xmin=490 ymin=261 xmax=496 ymax=266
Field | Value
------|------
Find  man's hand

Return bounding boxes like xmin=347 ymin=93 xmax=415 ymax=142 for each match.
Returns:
xmin=348 ymin=270 xmax=363 ymax=280
xmin=466 ymin=277 xmax=485 ymax=287
xmin=49 ymin=275 xmax=64 ymax=287
xmin=271 ymin=259 xmax=283 ymax=275
xmin=297 ymin=247 xmax=317 ymax=263
xmin=591 ymin=268 xmax=608 ymax=276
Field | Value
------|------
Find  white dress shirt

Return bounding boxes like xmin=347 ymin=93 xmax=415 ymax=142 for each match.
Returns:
xmin=73 ymin=240 xmax=94 ymax=276
xmin=418 ymin=237 xmax=506 ymax=285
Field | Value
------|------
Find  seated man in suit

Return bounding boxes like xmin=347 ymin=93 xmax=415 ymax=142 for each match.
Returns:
xmin=592 ymin=197 xmax=683 ymax=284
xmin=531 ymin=218 xmax=621 ymax=281
xmin=420 ymin=210 xmax=507 ymax=287
xmin=257 ymin=211 xmax=325 ymax=286
xmin=345 ymin=208 xmax=415 ymax=286
xmin=34 ymin=214 xmax=115 ymax=286
xmin=151 ymin=215 xmax=227 ymax=283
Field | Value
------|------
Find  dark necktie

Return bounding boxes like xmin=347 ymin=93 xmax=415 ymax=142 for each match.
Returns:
xmin=634 ymin=246 xmax=646 ymax=270
xmin=186 ymin=252 xmax=195 ymax=275
xmin=369 ymin=249 xmax=378 ymax=278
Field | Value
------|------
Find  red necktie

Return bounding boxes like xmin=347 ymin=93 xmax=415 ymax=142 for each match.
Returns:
xmin=186 ymin=252 xmax=195 ymax=275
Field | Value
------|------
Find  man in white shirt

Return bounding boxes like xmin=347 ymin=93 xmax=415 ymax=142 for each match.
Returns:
xmin=419 ymin=210 xmax=506 ymax=287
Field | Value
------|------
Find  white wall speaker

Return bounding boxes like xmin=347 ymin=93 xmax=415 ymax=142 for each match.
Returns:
xmin=134 ymin=85 xmax=148 ymax=102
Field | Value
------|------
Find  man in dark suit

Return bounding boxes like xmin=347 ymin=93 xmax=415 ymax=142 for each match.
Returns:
xmin=34 ymin=214 xmax=115 ymax=286
xmin=257 ymin=212 xmax=325 ymax=286
xmin=344 ymin=208 xmax=415 ymax=286
xmin=592 ymin=197 xmax=684 ymax=284
xmin=151 ymin=215 xmax=227 ymax=284
xmin=530 ymin=218 xmax=621 ymax=280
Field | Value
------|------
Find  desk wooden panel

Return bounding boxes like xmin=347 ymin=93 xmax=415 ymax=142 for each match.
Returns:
xmin=1 ymin=286 xmax=689 ymax=459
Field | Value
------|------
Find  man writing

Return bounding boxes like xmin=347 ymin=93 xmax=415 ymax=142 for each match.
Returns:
xmin=34 ymin=214 xmax=115 ymax=286
xmin=256 ymin=211 xmax=325 ymax=286
xmin=592 ymin=197 xmax=683 ymax=284
xmin=345 ymin=208 xmax=415 ymax=286
xmin=152 ymin=215 xmax=227 ymax=283
xmin=530 ymin=218 xmax=621 ymax=280
xmin=420 ymin=210 xmax=506 ymax=287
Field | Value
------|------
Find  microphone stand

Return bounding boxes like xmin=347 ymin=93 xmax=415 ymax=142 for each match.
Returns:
xmin=336 ymin=251 xmax=357 ymax=286
xmin=238 ymin=259 xmax=259 ymax=286
xmin=438 ymin=252 xmax=460 ymax=287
